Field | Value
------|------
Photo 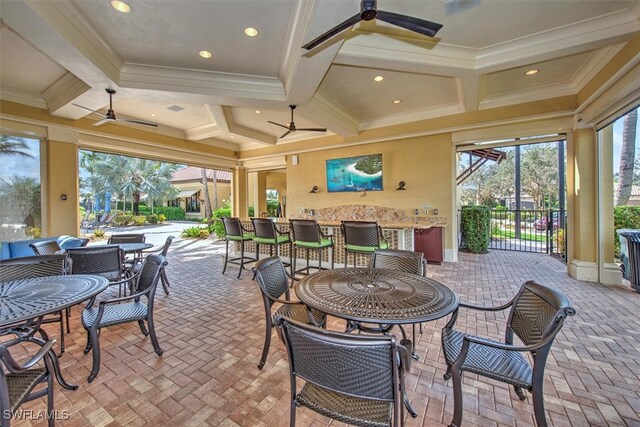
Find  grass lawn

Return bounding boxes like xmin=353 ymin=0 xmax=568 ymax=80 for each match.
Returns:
xmin=492 ymin=228 xmax=547 ymax=242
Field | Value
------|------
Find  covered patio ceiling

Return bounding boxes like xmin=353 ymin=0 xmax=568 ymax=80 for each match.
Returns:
xmin=1 ymin=0 xmax=639 ymax=151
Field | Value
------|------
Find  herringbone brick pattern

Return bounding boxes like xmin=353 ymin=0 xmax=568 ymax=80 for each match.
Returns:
xmin=8 ymin=239 xmax=640 ymax=426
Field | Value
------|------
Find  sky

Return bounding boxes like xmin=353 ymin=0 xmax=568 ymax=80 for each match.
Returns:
xmin=0 ymin=137 xmax=40 ymax=182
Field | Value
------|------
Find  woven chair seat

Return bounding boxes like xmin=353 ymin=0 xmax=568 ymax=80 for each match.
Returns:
xmin=82 ymin=302 xmax=148 ymax=328
xmin=6 ymin=369 xmax=47 ymax=411
xmin=274 ymin=304 xmax=325 ymax=325
xmin=442 ymin=328 xmax=532 ymax=390
xmin=297 ymin=383 xmax=393 ymax=427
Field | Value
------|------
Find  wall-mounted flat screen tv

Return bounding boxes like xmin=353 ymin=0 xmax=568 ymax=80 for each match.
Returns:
xmin=326 ymin=154 xmax=383 ymax=192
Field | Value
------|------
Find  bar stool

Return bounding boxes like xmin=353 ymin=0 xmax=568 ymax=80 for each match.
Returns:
xmin=222 ymin=217 xmax=256 ymax=278
xmin=250 ymin=217 xmax=292 ymax=270
xmin=290 ymin=219 xmax=334 ymax=277
xmin=341 ymin=220 xmax=388 ymax=267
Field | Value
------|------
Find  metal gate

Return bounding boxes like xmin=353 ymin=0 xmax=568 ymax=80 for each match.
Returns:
xmin=489 ymin=209 xmax=566 ymax=255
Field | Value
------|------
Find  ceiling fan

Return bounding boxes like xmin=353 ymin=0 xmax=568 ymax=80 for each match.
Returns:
xmin=268 ymin=105 xmax=327 ymax=138
xmin=72 ymin=88 xmax=158 ymax=127
xmin=302 ymin=0 xmax=443 ymax=50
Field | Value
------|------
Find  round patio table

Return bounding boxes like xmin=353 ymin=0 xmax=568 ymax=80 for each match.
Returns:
xmin=106 ymin=242 xmax=153 ymax=254
xmin=0 ymin=274 xmax=109 ymax=389
xmin=295 ymin=268 xmax=458 ymax=324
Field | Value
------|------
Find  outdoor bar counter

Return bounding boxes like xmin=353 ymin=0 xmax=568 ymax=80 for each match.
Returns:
xmin=237 ymin=205 xmax=448 ymax=266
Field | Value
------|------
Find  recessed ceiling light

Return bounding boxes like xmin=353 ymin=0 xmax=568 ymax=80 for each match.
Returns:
xmin=254 ymin=110 xmax=261 ymax=114
xmin=525 ymin=69 xmax=539 ymax=76
xmin=110 ymin=0 xmax=131 ymax=13
xmin=151 ymin=114 xmax=156 ymax=117
xmin=244 ymin=27 xmax=258 ymax=37
xmin=230 ymin=135 xmax=235 ymax=139
xmin=392 ymin=99 xmax=402 ymax=104
xmin=199 ymin=50 xmax=212 ymax=59
xmin=373 ymin=75 xmax=384 ymax=82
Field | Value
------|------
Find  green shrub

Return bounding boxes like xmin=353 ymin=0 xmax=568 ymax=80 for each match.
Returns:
xmin=181 ymin=226 xmax=209 ymax=239
xmin=93 ymin=229 xmax=105 ymax=237
xmin=114 ymin=214 xmax=133 ymax=226
xmin=248 ymin=206 xmax=255 ymax=217
xmin=133 ymin=215 xmax=146 ymax=226
xmin=614 ymin=205 xmax=640 ymax=257
xmin=209 ymin=204 xmax=232 ymax=239
xmin=25 ymin=226 xmax=41 ymax=238
xmin=146 ymin=214 xmax=158 ymax=224
xmin=461 ymin=205 xmax=490 ymax=254
xmin=494 ymin=205 xmax=507 ymax=211
xmin=155 ymin=206 xmax=185 ymax=220
xmin=157 ymin=214 xmax=166 ymax=223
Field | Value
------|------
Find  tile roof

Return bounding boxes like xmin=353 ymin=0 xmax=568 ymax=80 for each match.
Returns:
xmin=171 ymin=166 xmax=231 ymax=183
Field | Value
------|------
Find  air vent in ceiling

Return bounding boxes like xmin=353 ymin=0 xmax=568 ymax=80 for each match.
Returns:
xmin=167 ymin=105 xmax=184 ymax=112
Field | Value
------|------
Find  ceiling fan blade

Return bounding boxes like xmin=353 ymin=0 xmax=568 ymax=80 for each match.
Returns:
xmin=280 ymin=130 xmax=293 ymax=139
xmin=118 ymin=118 xmax=159 ymax=127
xmin=296 ymin=128 xmax=327 ymax=132
xmin=72 ymin=103 xmax=107 ymax=117
xmin=376 ymin=10 xmax=443 ymax=38
xmin=302 ymin=13 xmax=362 ymax=50
xmin=93 ymin=118 xmax=113 ymax=127
xmin=268 ymin=120 xmax=291 ymax=130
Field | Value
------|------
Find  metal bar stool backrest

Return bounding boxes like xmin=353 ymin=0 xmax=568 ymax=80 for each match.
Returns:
xmin=66 ymin=246 xmax=123 ymax=275
xmin=506 ymin=280 xmax=574 ymax=346
xmin=251 ymin=218 xmax=278 ymax=239
xmin=29 ymin=240 xmax=62 ymax=255
xmin=159 ymin=236 xmax=174 ymax=256
xmin=290 ymin=219 xmax=322 ymax=243
xmin=108 ymin=233 xmax=146 ymax=244
xmin=253 ymin=257 xmax=289 ymax=300
xmin=342 ymin=220 xmax=381 ymax=247
xmin=371 ymin=249 xmax=425 ymax=276
xmin=0 ymin=254 xmax=68 ymax=282
xmin=222 ymin=217 xmax=244 ymax=237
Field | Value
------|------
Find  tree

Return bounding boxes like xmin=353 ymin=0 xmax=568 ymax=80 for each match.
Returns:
xmin=200 ymin=168 xmax=212 ymax=218
xmin=0 ymin=176 xmax=40 ymax=225
xmin=0 ymin=136 xmax=33 ymax=158
xmin=615 ymin=109 xmax=638 ymax=206
xmin=212 ymin=170 xmax=219 ymax=210
xmin=520 ymin=144 xmax=558 ymax=209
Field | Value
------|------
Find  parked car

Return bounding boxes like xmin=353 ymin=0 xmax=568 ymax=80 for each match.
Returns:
xmin=533 ymin=214 xmax=559 ymax=231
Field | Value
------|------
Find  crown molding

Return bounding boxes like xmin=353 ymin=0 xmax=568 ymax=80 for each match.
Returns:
xmin=119 ymin=63 xmax=285 ymax=101
xmin=302 ymin=91 xmax=359 ymax=136
xmin=279 ymin=0 xmax=316 ymax=96
xmin=477 ymin=8 xmax=640 ymax=71
xmin=41 ymin=72 xmax=91 ymax=114
xmin=22 ymin=0 xmax=122 ymax=84
xmin=0 ymin=86 xmax=47 ymax=109
xmin=184 ymin=123 xmax=223 ymax=141
xmin=359 ymin=102 xmax=465 ymax=130
xmin=570 ymin=45 xmax=624 ymax=93
xmin=479 ymin=83 xmax=577 ymax=110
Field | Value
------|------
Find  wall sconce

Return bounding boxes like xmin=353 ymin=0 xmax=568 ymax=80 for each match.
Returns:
xmin=396 ymin=181 xmax=406 ymax=190
xmin=309 ymin=185 xmax=318 ymax=193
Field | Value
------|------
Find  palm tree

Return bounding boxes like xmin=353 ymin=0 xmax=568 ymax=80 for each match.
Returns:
xmin=0 ymin=136 xmax=33 ymax=157
xmin=200 ymin=168 xmax=212 ymax=218
xmin=615 ymin=109 xmax=638 ymax=206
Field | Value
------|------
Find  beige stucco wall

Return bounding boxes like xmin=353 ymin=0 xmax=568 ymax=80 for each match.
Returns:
xmin=44 ymin=140 xmax=79 ymax=236
xmin=171 ymin=181 xmax=232 ymax=218
xmin=286 ymin=133 xmax=454 ymax=251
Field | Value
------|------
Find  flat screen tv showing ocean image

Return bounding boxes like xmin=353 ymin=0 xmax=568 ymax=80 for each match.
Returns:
xmin=326 ymin=154 xmax=383 ymax=192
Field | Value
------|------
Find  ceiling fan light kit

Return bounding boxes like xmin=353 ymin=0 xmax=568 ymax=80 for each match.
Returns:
xmin=302 ymin=0 xmax=443 ymax=50
xmin=73 ymin=88 xmax=158 ymax=128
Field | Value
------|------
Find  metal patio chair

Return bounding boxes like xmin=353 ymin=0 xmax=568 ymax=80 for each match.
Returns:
xmin=251 ymin=218 xmax=292 ymax=271
xmin=442 ymin=280 xmax=576 ymax=427
xmin=0 ymin=339 xmax=56 ymax=427
xmin=276 ymin=316 xmax=409 ymax=427
xmin=0 ymin=255 xmax=69 ymax=355
xmin=81 ymin=254 xmax=167 ymax=382
xmin=252 ymin=257 xmax=325 ymax=370
xmin=30 ymin=240 xmax=62 ymax=256
xmin=131 ymin=236 xmax=175 ymax=294
xmin=66 ymin=246 xmax=127 ymax=295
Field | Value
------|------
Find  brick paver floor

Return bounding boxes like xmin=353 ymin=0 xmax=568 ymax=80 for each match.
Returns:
xmin=9 ymin=239 xmax=640 ymax=426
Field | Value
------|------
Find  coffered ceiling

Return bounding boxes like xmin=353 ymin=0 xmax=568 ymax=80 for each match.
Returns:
xmin=1 ymin=0 xmax=639 ymax=152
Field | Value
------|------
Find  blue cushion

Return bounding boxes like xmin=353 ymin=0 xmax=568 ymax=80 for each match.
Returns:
xmin=0 ymin=243 xmax=10 ymax=260
xmin=59 ymin=237 xmax=86 ymax=249
xmin=8 ymin=240 xmax=42 ymax=258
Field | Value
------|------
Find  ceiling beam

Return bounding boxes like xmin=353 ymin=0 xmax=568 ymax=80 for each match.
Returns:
xmin=299 ymin=91 xmax=359 ymax=136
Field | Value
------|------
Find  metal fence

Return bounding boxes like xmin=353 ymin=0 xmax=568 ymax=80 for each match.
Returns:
xmin=488 ymin=209 xmax=566 ymax=256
